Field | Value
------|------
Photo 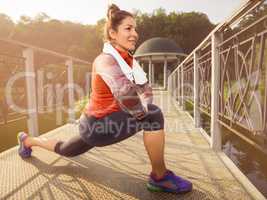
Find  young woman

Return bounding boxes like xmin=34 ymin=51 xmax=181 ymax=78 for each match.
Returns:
xmin=17 ymin=4 xmax=192 ymax=194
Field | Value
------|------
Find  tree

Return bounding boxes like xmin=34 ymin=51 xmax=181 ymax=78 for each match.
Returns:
xmin=0 ymin=14 xmax=15 ymax=38
xmin=0 ymin=9 xmax=215 ymax=61
xmin=135 ymin=9 xmax=215 ymax=54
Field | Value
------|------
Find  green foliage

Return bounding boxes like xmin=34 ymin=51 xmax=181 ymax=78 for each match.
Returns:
xmin=0 ymin=9 xmax=215 ymax=61
xmin=239 ymin=3 xmax=267 ymax=28
xmin=135 ymin=8 xmax=215 ymax=54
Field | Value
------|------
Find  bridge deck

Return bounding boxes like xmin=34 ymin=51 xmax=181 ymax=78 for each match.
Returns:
xmin=0 ymin=91 xmax=252 ymax=200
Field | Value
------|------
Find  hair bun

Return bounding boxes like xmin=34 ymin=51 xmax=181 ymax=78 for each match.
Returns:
xmin=107 ymin=4 xmax=120 ymax=19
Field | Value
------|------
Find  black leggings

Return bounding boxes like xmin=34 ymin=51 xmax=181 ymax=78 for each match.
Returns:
xmin=55 ymin=104 xmax=164 ymax=157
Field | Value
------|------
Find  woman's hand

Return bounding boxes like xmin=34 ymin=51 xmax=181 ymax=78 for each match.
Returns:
xmin=144 ymin=104 xmax=148 ymax=112
xmin=133 ymin=106 xmax=147 ymax=120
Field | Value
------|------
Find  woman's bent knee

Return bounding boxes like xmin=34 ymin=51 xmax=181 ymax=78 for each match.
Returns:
xmin=54 ymin=141 xmax=78 ymax=157
xmin=143 ymin=104 xmax=164 ymax=131
xmin=54 ymin=137 xmax=94 ymax=157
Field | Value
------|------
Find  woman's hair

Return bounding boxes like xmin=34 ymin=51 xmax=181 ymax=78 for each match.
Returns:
xmin=104 ymin=4 xmax=133 ymax=41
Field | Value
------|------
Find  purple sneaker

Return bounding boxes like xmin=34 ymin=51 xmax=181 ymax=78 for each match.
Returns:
xmin=17 ymin=132 xmax=32 ymax=158
xmin=147 ymin=170 xmax=192 ymax=194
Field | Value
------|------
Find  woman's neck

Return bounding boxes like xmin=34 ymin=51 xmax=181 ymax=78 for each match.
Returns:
xmin=112 ymin=43 xmax=128 ymax=52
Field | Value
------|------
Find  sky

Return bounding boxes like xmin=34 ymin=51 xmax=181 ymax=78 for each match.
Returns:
xmin=0 ymin=0 xmax=244 ymax=25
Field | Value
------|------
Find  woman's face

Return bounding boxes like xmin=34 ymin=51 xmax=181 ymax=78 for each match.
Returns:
xmin=110 ymin=16 xmax=139 ymax=51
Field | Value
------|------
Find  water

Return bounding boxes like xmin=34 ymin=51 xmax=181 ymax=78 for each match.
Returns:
xmin=223 ymin=132 xmax=267 ymax=198
xmin=202 ymin=116 xmax=267 ymax=197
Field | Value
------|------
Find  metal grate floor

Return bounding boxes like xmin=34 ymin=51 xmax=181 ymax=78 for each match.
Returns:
xmin=0 ymin=91 xmax=252 ymax=200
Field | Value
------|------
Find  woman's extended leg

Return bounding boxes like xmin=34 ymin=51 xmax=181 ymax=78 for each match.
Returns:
xmin=23 ymin=135 xmax=59 ymax=152
xmin=18 ymin=132 xmax=94 ymax=158
xmin=18 ymin=114 xmax=96 ymax=158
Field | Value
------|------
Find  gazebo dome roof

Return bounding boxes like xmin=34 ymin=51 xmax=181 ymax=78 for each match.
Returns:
xmin=135 ymin=37 xmax=184 ymax=56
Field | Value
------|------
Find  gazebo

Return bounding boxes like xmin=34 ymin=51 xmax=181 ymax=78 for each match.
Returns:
xmin=134 ymin=37 xmax=186 ymax=90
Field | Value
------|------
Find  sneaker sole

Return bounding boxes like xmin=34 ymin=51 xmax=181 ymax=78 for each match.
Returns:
xmin=146 ymin=183 xmax=192 ymax=194
xmin=146 ymin=183 xmax=164 ymax=192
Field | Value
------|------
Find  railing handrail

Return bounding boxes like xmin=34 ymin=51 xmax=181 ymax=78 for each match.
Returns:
xmin=0 ymin=38 xmax=91 ymax=65
xmin=0 ymin=37 xmax=92 ymax=135
xmin=168 ymin=2 xmax=266 ymax=197
xmin=169 ymin=0 xmax=262 ymax=76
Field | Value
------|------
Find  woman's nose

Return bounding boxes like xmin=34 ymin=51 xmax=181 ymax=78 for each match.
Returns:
xmin=132 ymin=30 xmax=138 ymax=39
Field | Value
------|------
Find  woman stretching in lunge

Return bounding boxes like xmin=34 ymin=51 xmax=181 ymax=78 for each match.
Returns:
xmin=17 ymin=4 xmax=192 ymax=194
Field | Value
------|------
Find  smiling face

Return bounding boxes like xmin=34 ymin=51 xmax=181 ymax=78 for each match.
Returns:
xmin=109 ymin=16 xmax=139 ymax=51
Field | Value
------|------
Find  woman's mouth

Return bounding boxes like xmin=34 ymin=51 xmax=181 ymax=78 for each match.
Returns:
xmin=129 ymin=40 xmax=136 ymax=45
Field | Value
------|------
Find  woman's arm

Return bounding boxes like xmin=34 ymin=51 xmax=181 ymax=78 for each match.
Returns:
xmin=135 ymin=83 xmax=153 ymax=110
xmin=94 ymin=53 xmax=146 ymax=119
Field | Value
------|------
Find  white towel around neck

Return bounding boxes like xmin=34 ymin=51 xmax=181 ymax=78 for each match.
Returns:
xmin=103 ymin=42 xmax=148 ymax=85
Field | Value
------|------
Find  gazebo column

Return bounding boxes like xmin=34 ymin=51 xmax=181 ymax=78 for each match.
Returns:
xmin=151 ymin=63 xmax=155 ymax=85
xmin=149 ymin=57 xmax=152 ymax=85
xmin=177 ymin=57 xmax=181 ymax=65
xmin=163 ymin=57 xmax=167 ymax=90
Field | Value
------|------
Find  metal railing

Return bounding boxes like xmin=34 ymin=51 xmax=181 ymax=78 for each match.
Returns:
xmin=168 ymin=0 xmax=267 ymax=152
xmin=0 ymin=38 xmax=91 ymax=136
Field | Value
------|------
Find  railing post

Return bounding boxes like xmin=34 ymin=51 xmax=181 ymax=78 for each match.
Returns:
xmin=173 ymin=72 xmax=176 ymax=98
xmin=37 ymin=70 xmax=44 ymax=114
xmin=151 ymin=63 xmax=154 ymax=85
xmin=177 ymin=67 xmax=180 ymax=105
xmin=181 ymin=64 xmax=185 ymax=110
xmin=163 ymin=57 xmax=167 ymax=90
xmin=23 ymin=48 xmax=39 ymax=136
xmin=175 ymin=72 xmax=178 ymax=99
xmin=149 ymin=57 xmax=152 ymax=86
xmin=194 ymin=51 xmax=201 ymax=127
xmin=211 ymin=32 xmax=222 ymax=150
xmin=66 ymin=59 xmax=75 ymax=123
xmin=168 ymin=75 xmax=172 ymax=93
xmin=85 ymin=72 xmax=91 ymax=96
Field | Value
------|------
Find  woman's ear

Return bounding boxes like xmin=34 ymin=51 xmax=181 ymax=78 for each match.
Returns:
xmin=109 ymin=29 xmax=117 ymax=40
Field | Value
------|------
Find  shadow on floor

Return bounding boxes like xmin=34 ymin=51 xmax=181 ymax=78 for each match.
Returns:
xmin=4 ymin=155 xmax=210 ymax=200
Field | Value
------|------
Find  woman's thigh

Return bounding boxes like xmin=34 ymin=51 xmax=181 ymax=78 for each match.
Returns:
xmin=79 ymin=111 xmax=142 ymax=147
xmin=55 ymin=135 xmax=94 ymax=157
xmin=79 ymin=103 xmax=164 ymax=147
